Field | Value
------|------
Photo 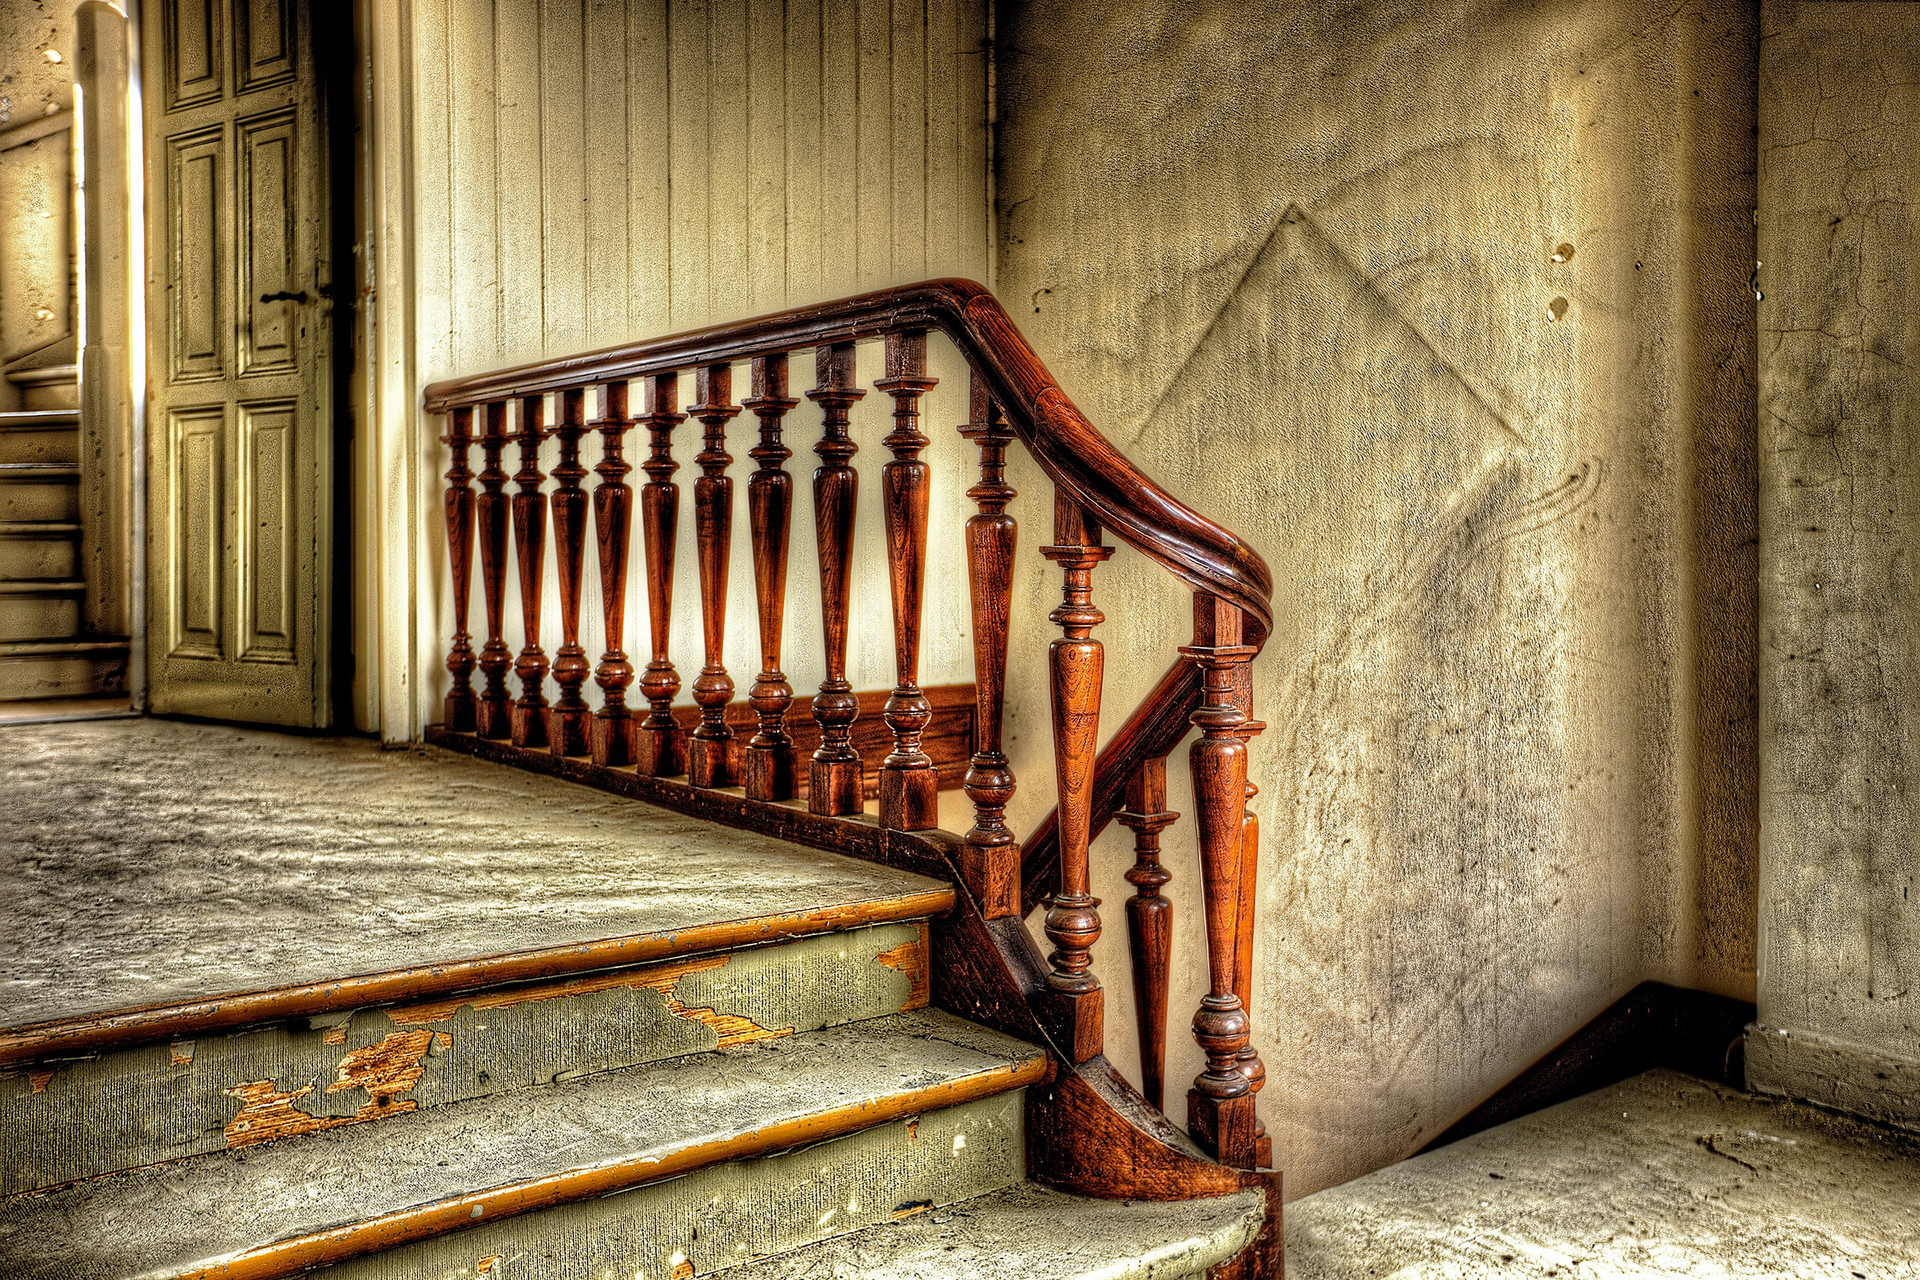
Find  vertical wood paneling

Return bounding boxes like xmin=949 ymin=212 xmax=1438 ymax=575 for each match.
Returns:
xmin=541 ymin=0 xmax=588 ymax=355
xmin=495 ymin=0 xmax=544 ymax=363
xmin=409 ymin=0 xmax=991 ymax=731
xmin=447 ymin=0 xmax=499 ymax=371
xmin=669 ymin=0 xmax=712 ymax=326
xmin=629 ymin=0 xmax=671 ymax=335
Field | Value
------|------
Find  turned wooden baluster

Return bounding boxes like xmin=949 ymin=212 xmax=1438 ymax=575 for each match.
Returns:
xmin=875 ymin=331 xmax=939 ymax=831
xmin=1184 ymin=592 xmax=1263 ymax=1168
xmin=1234 ymin=680 xmax=1272 ymax=1168
xmin=807 ymin=343 xmax=865 ymax=816
xmin=440 ymin=406 xmax=478 ymax=732
xmin=742 ymin=353 xmax=800 ymax=802
xmin=1118 ymin=757 xmax=1179 ymax=1111
xmin=475 ymin=402 xmax=513 ymax=739
xmin=546 ymin=388 xmax=591 ymax=756
xmin=637 ymin=373 xmax=687 ymax=776
xmin=958 ymin=379 xmax=1019 ymax=917
xmin=688 ymin=364 xmax=742 ymax=788
xmin=509 ymin=394 xmax=551 ymax=748
xmin=1041 ymin=493 xmax=1114 ymax=1064
xmin=590 ymin=380 xmax=638 ymax=767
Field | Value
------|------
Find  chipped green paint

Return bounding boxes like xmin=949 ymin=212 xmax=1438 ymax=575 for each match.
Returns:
xmin=322 ymin=1092 xmax=1027 ymax=1280
xmin=0 ymin=923 xmax=923 ymax=1193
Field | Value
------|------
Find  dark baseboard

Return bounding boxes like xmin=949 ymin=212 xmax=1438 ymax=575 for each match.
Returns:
xmin=1419 ymin=981 xmax=1755 ymax=1154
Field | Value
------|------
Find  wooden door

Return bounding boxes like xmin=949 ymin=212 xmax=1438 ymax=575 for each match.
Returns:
xmin=143 ymin=0 xmax=331 ymax=725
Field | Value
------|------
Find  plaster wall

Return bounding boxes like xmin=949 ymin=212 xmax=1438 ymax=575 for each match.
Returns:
xmin=1751 ymin=0 xmax=1920 ymax=1131
xmin=0 ymin=0 xmax=75 ymax=396
xmin=400 ymin=0 xmax=993 ymax=734
xmin=994 ymin=0 xmax=1760 ymax=1195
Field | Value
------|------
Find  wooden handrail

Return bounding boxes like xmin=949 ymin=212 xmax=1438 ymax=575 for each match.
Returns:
xmin=423 ymin=279 xmax=1273 ymax=648
xmin=422 ymin=281 xmax=1281 ymax=1245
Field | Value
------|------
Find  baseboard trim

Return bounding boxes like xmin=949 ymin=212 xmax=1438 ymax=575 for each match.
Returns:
xmin=1746 ymin=1022 xmax=1920 ymax=1133
xmin=1419 ymin=982 xmax=1755 ymax=1153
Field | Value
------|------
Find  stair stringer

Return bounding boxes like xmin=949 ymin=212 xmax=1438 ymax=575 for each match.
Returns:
xmin=929 ymin=873 xmax=1282 ymax=1279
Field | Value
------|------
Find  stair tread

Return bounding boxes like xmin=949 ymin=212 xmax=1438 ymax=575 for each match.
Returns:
xmin=0 ymin=462 xmax=78 ymax=476
xmin=0 ymin=638 xmax=130 ymax=657
xmin=0 ymin=522 xmax=80 ymax=536
xmin=0 ymin=1010 xmax=1046 ymax=1280
xmin=0 ymin=718 xmax=952 ymax=1055
xmin=0 ymin=580 xmax=84 ymax=594
xmin=0 ymin=410 xmax=79 ymax=428
xmin=731 ymin=1182 xmax=1266 ymax=1280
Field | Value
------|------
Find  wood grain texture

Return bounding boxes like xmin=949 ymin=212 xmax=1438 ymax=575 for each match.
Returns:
xmin=546 ymin=388 xmax=592 ymax=756
xmin=637 ymin=372 xmax=686 ymax=776
xmin=590 ymin=379 xmax=638 ymax=766
xmin=440 ymin=407 xmax=477 ymax=731
xmin=1040 ymin=495 xmax=1114 ymax=1064
xmin=474 ymin=402 xmax=513 ymax=738
xmin=743 ymin=353 xmax=801 ymax=801
xmin=509 ymin=394 xmax=550 ymax=748
xmin=1119 ymin=757 xmax=1178 ymax=1112
xmin=688 ymin=363 xmax=741 ymax=788
xmin=806 ymin=342 xmax=865 ymax=816
xmin=958 ymin=379 xmax=1020 ymax=919
xmin=875 ymin=330 xmax=939 ymax=832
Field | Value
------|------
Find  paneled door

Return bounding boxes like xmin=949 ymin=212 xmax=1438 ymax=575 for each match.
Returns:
xmin=143 ymin=0 xmax=331 ymax=725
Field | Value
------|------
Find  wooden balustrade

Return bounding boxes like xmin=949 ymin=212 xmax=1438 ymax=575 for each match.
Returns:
xmin=425 ymin=281 xmax=1279 ymax=1215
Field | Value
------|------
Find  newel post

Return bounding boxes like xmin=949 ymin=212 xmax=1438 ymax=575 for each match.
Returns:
xmin=1040 ymin=492 xmax=1113 ymax=1064
xmin=1183 ymin=592 xmax=1266 ymax=1168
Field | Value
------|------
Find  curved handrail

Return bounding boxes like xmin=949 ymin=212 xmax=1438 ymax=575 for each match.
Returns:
xmin=422 ymin=279 xmax=1274 ymax=647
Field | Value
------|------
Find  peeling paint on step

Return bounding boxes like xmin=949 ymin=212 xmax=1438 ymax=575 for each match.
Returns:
xmin=0 ymin=922 xmax=925 ymax=1193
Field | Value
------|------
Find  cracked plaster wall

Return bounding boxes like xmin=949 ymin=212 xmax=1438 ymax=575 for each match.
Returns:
xmin=0 ymin=0 xmax=75 ymax=394
xmin=1752 ymin=0 xmax=1920 ymax=1129
xmin=994 ymin=0 xmax=1760 ymax=1195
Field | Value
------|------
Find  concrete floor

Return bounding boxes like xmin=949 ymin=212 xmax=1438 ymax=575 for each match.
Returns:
xmin=1286 ymin=1068 xmax=1920 ymax=1278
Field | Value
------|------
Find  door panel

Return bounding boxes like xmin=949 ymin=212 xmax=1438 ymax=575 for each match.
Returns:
xmin=145 ymin=0 xmax=329 ymax=725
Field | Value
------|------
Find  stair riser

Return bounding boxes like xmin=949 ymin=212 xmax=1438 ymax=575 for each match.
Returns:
xmin=0 ymin=428 xmax=77 ymax=465
xmin=0 ymin=536 xmax=76 ymax=581
xmin=0 ymin=651 xmax=126 ymax=702
xmin=0 ymin=595 xmax=79 ymax=642
xmin=0 ymin=482 xmax=77 ymax=523
xmin=322 ymin=1091 xmax=1026 ymax=1280
xmin=15 ymin=382 xmax=79 ymax=413
xmin=0 ymin=921 xmax=929 ymax=1194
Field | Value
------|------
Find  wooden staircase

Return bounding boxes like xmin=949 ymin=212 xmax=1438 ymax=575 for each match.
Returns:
xmin=0 ymin=341 xmax=129 ymax=703
xmin=0 ymin=719 xmax=1264 ymax=1278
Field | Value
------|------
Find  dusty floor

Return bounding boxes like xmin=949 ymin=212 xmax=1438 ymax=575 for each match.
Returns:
xmin=1286 ymin=1068 xmax=1920 ymax=1278
xmin=0 ymin=717 xmax=941 ymax=1028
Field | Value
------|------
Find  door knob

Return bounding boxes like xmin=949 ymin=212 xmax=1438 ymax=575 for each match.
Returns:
xmin=259 ymin=290 xmax=309 ymax=304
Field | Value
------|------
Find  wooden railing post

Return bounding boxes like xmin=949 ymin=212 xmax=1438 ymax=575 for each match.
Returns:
xmin=743 ymin=353 xmax=800 ymax=802
xmin=637 ymin=373 xmax=687 ymax=776
xmin=1041 ymin=493 xmax=1113 ymax=1063
xmin=1183 ymin=592 xmax=1261 ymax=1168
xmin=958 ymin=379 xmax=1019 ymax=917
xmin=1236 ymin=721 xmax=1272 ymax=1170
xmin=475 ymin=402 xmax=513 ymax=739
xmin=1118 ymin=757 xmax=1178 ymax=1111
xmin=590 ymin=380 xmax=638 ymax=766
xmin=440 ymin=407 xmax=478 ymax=732
xmin=875 ymin=331 xmax=938 ymax=831
xmin=806 ymin=343 xmax=865 ymax=816
xmin=510 ymin=395 xmax=552 ymax=748
xmin=689 ymin=363 xmax=742 ymax=788
xmin=547 ymin=388 xmax=591 ymax=756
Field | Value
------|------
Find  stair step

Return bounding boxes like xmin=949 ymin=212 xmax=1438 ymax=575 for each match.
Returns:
xmin=0 ymin=464 xmax=79 ymax=522
xmin=1 ymin=717 xmax=952 ymax=1057
xmin=0 ymin=1011 xmax=1044 ymax=1280
xmin=7 ymin=364 xmax=79 ymax=412
xmin=0 ymin=638 xmax=128 ymax=704
xmin=2 ymin=915 xmax=933 ymax=1191
xmin=0 ymin=412 xmax=79 ymax=466
xmin=0 ymin=585 xmax=80 ymax=641
xmin=725 ymin=1182 xmax=1268 ymax=1280
xmin=0 ymin=527 xmax=78 ymax=581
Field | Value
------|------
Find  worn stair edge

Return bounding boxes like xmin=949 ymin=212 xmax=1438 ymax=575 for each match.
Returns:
xmin=1 ymin=1011 xmax=1049 ymax=1280
xmin=0 ymin=638 xmax=128 ymax=657
xmin=1 ymin=920 xmax=933 ymax=1195
xmin=0 ymin=522 xmax=81 ymax=536
xmin=720 ymin=1181 xmax=1268 ymax=1280
xmin=0 ymin=411 xmax=80 ymax=427
xmin=0 ymin=581 xmax=86 ymax=594
xmin=0 ymin=886 xmax=954 ymax=1067
xmin=325 ymin=1094 xmax=1026 ymax=1280
xmin=0 ymin=463 xmax=79 ymax=477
